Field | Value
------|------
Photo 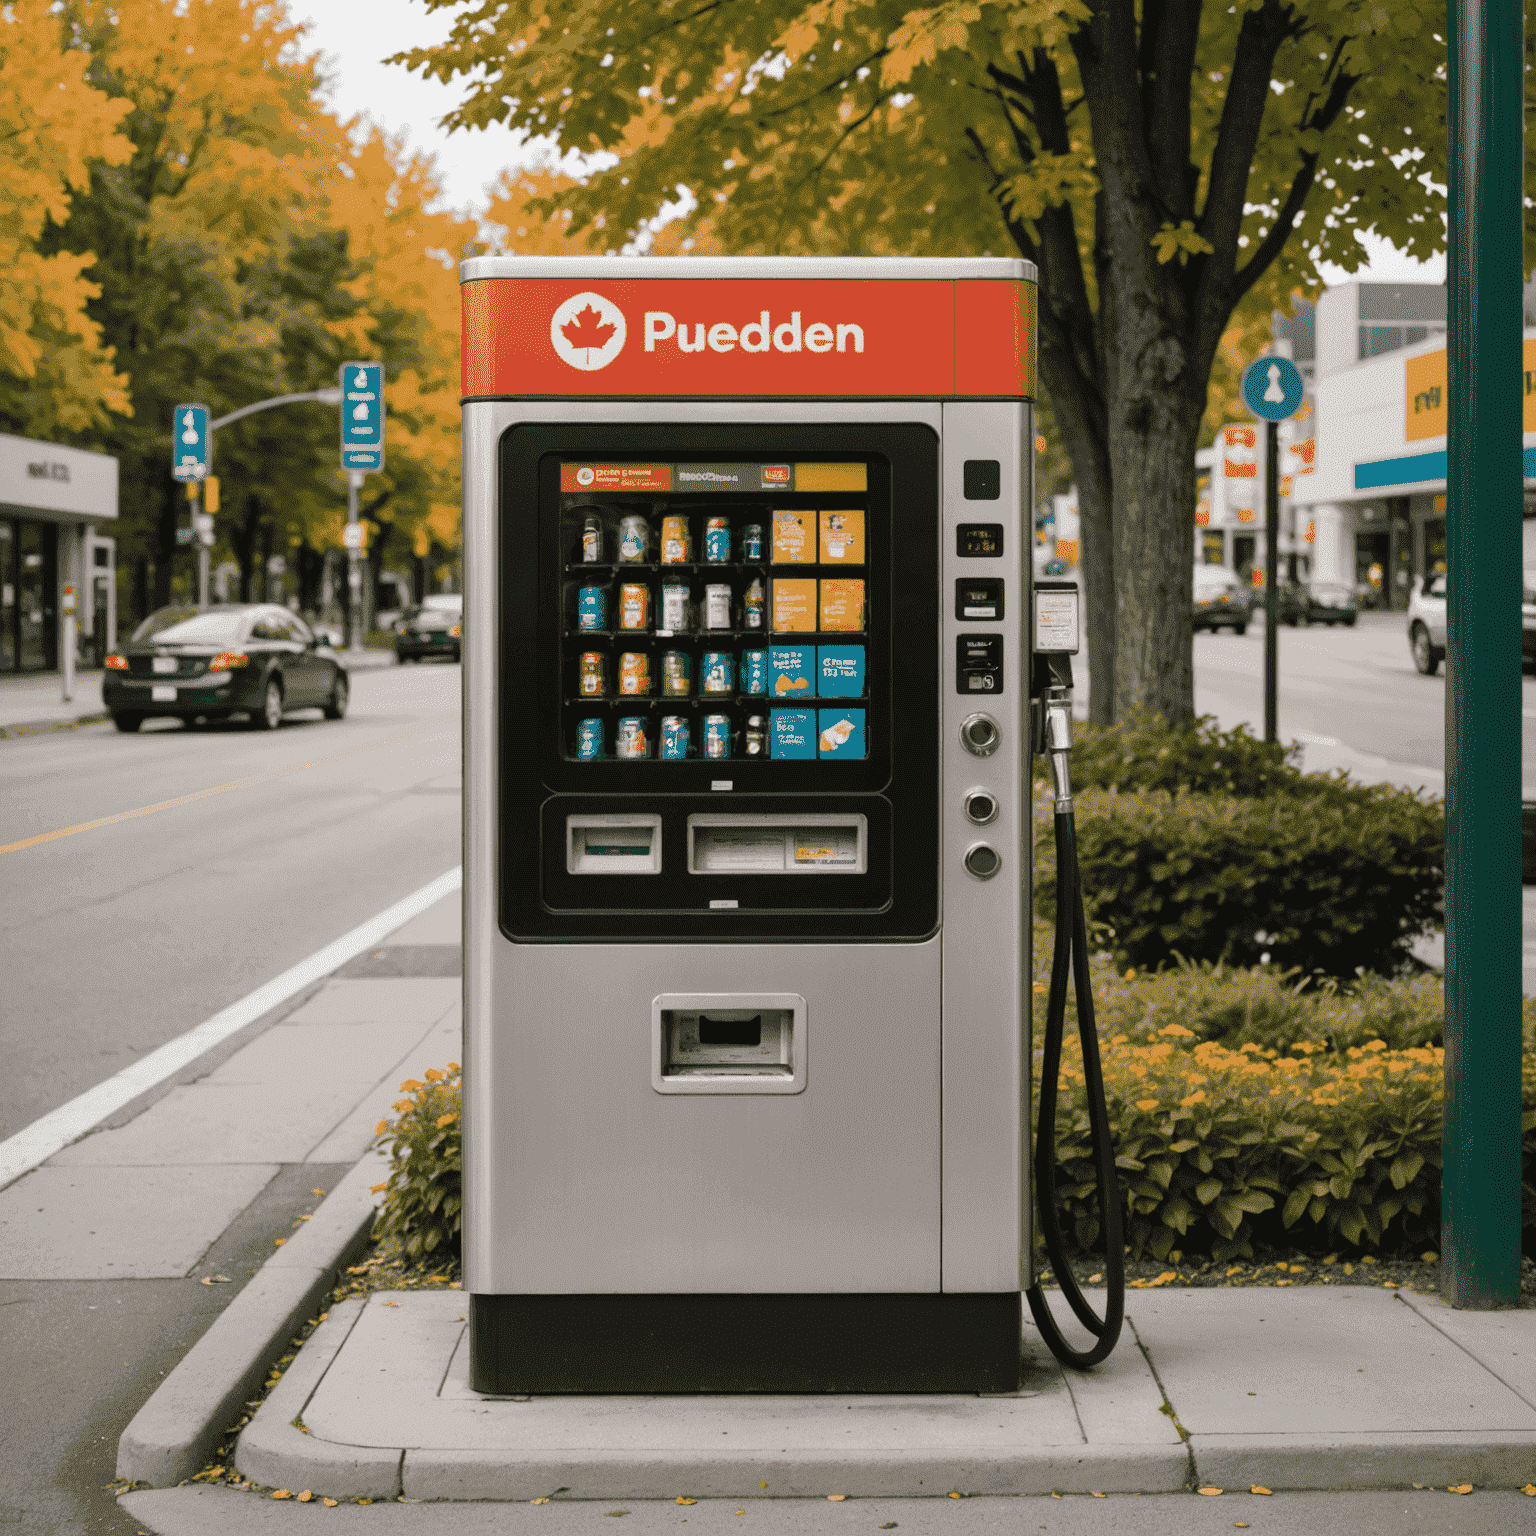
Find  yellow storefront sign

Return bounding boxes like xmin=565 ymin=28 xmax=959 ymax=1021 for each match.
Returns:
xmin=1406 ymin=339 xmax=1536 ymax=441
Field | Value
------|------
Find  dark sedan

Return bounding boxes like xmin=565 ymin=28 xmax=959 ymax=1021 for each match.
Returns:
xmin=102 ymin=603 xmax=348 ymax=732
xmin=395 ymin=608 xmax=462 ymax=663
xmin=1299 ymin=581 xmax=1358 ymax=627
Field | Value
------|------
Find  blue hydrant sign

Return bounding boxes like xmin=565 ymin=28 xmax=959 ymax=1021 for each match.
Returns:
xmin=341 ymin=362 xmax=385 ymax=472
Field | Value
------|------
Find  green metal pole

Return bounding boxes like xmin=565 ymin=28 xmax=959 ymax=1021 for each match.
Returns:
xmin=1441 ymin=0 xmax=1524 ymax=1310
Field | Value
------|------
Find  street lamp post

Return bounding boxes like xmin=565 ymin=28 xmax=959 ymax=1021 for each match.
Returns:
xmin=1441 ymin=0 xmax=1524 ymax=1309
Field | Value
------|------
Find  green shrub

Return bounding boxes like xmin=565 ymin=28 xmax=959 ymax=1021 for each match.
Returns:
xmin=1069 ymin=709 xmax=1306 ymax=799
xmin=1034 ymin=781 xmax=1444 ymax=978
xmin=1042 ymin=1025 xmax=1536 ymax=1263
xmin=371 ymin=1064 xmax=462 ymax=1261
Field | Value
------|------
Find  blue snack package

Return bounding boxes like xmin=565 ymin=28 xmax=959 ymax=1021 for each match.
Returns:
xmin=817 ymin=645 xmax=865 ymax=698
xmin=817 ymin=709 xmax=867 ymax=759
xmin=770 ymin=709 xmax=816 ymax=759
xmin=769 ymin=645 xmax=815 ymax=700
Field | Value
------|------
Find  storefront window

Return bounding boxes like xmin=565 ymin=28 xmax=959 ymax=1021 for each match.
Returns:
xmin=0 ymin=520 xmax=13 ymax=671
xmin=0 ymin=517 xmax=57 ymax=671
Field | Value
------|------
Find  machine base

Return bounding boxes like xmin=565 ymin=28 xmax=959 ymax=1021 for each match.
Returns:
xmin=469 ymin=1292 xmax=1022 ymax=1394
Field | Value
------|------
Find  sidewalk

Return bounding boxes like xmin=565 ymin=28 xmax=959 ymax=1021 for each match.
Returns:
xmin=0 ymin=651 xmax=397 ymax=736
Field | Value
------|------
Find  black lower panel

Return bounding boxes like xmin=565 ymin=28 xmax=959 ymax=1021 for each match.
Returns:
xmin=469 ymin=1292 xmax=1022 ymax=1394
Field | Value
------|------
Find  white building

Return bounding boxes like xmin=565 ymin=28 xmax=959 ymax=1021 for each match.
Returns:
xmin=1288 ymin=281 xmax=1535 ymax=605
xmin=0 ymin=433 xmax=119 ymax=673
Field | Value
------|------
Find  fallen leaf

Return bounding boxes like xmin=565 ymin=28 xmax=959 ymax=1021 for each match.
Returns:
xmin=1235 ymin=1524 xmax=1249 ymax=1529
xmin=760 ymin=1482 xmax=768 ymax=1489
xmin=603 ymin=1511 xmax=629 ymax=1518
xmin=947 ymin=1490 xmax=963 ymax=1498
xmin=357 ymin=1498 xmax=372 ymax=1505
xmin=272 ymin=1490 xmax=292 ymax=1500
xmin=880 ymin=1525 xmax=898 ymax=1530
xmin=1198 ymin=1486 xmax=1223 ymax=1496
xmin=826 ymin=1494 xmax=845 ymax=1501
xmin=1383 ymin=1281 xmax=1397 ymax=1289
xmin=199 ymin=1275 xmax=232 ymax=1285
xmin=272 ymin=1239 xmax=286 ymax=1247
xmin=1448 ymin=1484 xmax=1473 ymax=1495
xmin=311 ymin=1189 xmax=325 ymax=1197
xmin=1521 ymin=1483 xmax=1536 ymax=1495
xmin=736 ymin=1512 xmax=746 ymax=1517
xmin=1051 ymin=1492 xmax=1062 ymax=1498
xmin=1250 ymin=1485 xmax=1272 ymax=1495
xmin=677 ymin=1497 xmax=697 ymax=1505
xmin=1089 ymin=1274 xmax=1103 ymax=1283
xmin=381 ymin=1300 xmax=400 ymax=1308
xmin=297 ymin=1492 xmax=313 ymax=1503
xmin=1090 ymin=1490 xmax=1106 ymax=1497
xmin=323 ymin=1498 xmax=338 ymax=1506
xmin=530 ymin=1497 xmax=550 ymax=1504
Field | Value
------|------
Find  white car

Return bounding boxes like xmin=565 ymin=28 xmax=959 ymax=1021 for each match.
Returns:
xmin=1407 ymin=574 xmax=1447 ymax=674
xmin=421 ymin=593 xmax=463 ymax=616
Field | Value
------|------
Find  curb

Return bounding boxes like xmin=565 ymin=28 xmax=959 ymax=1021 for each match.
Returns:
xmin=235 ymin=1298 xmax=404 ymax=1499
xmin=0 ymin=709 xmax=110 ymax=739
xmin=116 ymin=1151 xmax=387 ymax=1488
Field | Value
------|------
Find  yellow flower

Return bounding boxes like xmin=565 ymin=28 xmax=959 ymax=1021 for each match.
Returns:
xmin=1160 ymin=1024 xmax=1196 ymax=1039
xmin=1179 ymin=1090 xmax=1207 ymax=1108
xmin=1135 ymin=1099 xmax=1160 ymax=1112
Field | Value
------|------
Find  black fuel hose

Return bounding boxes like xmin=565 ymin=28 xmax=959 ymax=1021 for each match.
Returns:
xmin=1025 ymin=803 xmax=1125 ymax=1369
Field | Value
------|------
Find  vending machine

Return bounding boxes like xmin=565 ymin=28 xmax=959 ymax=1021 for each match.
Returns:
xmin=462 ymin=257 xmax=1041 ymax=1393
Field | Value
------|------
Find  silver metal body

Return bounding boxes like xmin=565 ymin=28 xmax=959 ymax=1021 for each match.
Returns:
xmin=464 ymin=359 xmax=1032 ymax=1300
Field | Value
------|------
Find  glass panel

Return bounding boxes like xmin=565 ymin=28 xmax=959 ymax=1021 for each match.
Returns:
xmin=16 ymin=520 xmax=50 ymax=669
xmin=133 ymin=606 xmax=247 ymax=644
xmin=558 ymin=460 xmax=873 ymax=767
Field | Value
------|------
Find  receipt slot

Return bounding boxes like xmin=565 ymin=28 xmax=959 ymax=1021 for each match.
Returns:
xmin=462 ymin=256 xmax=1037 ymax=1394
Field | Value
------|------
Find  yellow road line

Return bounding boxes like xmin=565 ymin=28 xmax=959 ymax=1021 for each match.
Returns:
xmin=0 ymin=714 xmax=458 ymax=857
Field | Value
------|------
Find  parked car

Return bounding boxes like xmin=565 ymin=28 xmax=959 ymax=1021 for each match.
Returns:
xmin=102 ymin=603 xmax=348 ymax=732
xmin=1272 ymin=579 xmax=1307 ymax=626
xmin=1407 ymin=574 xmax=1447 ymax=674
xmin=421 ymin=593 xmax=463 ymax=616
xmin=1299 ymin=581 xmax=1358 ymax=627
xmin=1192 ymin=565 xmax=1251 ymax=634
xmin=1524 ymin=572 xmax=1536 ymax=671
xmin=395 ymin=606 xmax=462 ymax=663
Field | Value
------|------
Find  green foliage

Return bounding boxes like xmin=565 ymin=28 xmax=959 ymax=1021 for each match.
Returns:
xmin=1069 ymin=710 xmax=1305 ymax=799
xmin=371 ymin=1064 xmax=462 ymax=1262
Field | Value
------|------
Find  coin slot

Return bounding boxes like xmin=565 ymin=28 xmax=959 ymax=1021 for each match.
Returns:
xmin=698 ymin=1014 xmax=763 ymax=1048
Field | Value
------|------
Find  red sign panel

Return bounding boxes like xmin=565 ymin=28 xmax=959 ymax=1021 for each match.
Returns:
xmin=559 ymin=464 xmax=672 ymax=493
xmin=462 ymin=278 xmax=1033 ymax=399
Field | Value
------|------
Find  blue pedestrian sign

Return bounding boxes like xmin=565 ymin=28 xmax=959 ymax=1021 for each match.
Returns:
xmin=1241 ymin=355 xmax=1305 ymax=422
xmin=341 ymin=362 xmax=385 ymax=472
xmin=171 ymin=403 xmax=209 ymax=481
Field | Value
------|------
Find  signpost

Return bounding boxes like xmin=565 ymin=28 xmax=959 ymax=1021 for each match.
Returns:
xmin=341 ymin=363 xmax=385 ymax=649
xmin=171 ymin=405 xmax=209 ymax=482
xmin=1442 ymin=0 xmax=1523 ymax=1310
xmin=1240 ymin=355 xmax=1305 ymax=743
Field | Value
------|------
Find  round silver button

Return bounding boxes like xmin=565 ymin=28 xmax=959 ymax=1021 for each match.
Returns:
xmin=964 ymin=790 xmax=999 ymax=826
xmin=964 ymin=843 xmax=1001 ymax=880
xmin=960 ymin=713 xmax=1000 ymax=757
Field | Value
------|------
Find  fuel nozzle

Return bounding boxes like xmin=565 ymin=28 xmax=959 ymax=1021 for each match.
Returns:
xmin=1034 ymin=652 xmax=1075 ymax=814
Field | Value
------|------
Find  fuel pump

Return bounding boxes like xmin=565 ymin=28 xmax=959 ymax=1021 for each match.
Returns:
xmin=1026 ymin=583 xmax=1126 ymax=1368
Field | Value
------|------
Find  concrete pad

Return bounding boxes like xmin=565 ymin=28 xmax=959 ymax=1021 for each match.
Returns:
xmin=306 ymin=1015 xmax=462 ymax=1165
xmin=49 ymin=1080 xmax=378 ymax=1165
xmin=272 ymin=1294 xmax=1188 ymax=1500
xmin=202 ymin=1020 xmax=447 ymax=1088
xmin=1397 ymin=1289 xmax=1536 ymax=1409
xmin=0 ymin=1164 xmax=277 ymax=1279
xmin=281 ymin=978 xmax=458 ymax=1028
xmin=1128 ymin=1287 xmax=1536 ymax=1436
xmin=384 ymin=893 xmax=462 ymax=947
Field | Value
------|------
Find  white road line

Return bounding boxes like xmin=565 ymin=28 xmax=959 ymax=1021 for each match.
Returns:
xmin=0 ymin=865 xmax=462 ymax=1192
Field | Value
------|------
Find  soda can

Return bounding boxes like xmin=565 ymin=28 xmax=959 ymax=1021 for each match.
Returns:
xmin=704 ymin=517 xmax=731 ymax=563
xmin=744 ymin=715 xmax=767 ymax=757
xmin=577 ymin=585 xmax=607 ymax=631
xmin=618 ymin=651 xmax=651 ymax=695
xmin=660 ymin=583 xmax=690 ymax=633
xmin=618 ymin=583 xmax=650 ymax=630
xmin=703 ymin=583 xmax=732 ymax=630
xmin=618 ymin=515 xmax=649 ymax=563
xmin=740 ymin=649 xmax=767 ymax=695
xmin=701 ymin=651 xmax=734 ymax=695
xmin=662 ymin=650 xmax=692 ymax=697
xmin=704 ymin=714 xmax=732 ymax=759
xmin=579 ymin=651 xmax=607 ymax=697
xmin=741 ymin=524 xmax=765 ymax=562
xmin=616 ymin=716 xmax=648 ymax=759
xmin=580 ymin=513 xmax=603 ymax=563
xmin=660 ymin=715 xmax=691 ymax=760
xmin=575 ymin=717 xmax=604 ymax=760
xmin=660 ymin=515 xmax=691 ymax=564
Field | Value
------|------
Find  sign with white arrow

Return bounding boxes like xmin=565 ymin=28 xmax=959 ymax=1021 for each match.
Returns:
xmin=341 ymin=362 xmax=384 ymax=472
xmin=171 ymin=403 xmax=209 ymax=481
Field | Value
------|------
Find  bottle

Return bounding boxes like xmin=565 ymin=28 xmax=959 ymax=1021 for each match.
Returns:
xmin=581 ymin=514 xmax=603 ymax=563
xmin=742 ymin=577 xmax=765 ymax=630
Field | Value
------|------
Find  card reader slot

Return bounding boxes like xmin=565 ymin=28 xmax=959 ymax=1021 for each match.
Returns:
xmin=687 ymin=813 xmax=868 ymax=875
xmin=567 ymin=813 xmax=663 ymax=874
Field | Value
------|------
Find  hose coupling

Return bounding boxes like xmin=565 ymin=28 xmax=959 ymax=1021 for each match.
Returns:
xmin=1043 ymin=684 xmax=1074 ymax=814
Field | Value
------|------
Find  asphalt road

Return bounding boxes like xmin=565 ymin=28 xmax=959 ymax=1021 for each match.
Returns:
xmin=0 ymin=661 xmax=460 ymax=1536
xmin=0 ymin=662 xmax=462 ymax=1142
